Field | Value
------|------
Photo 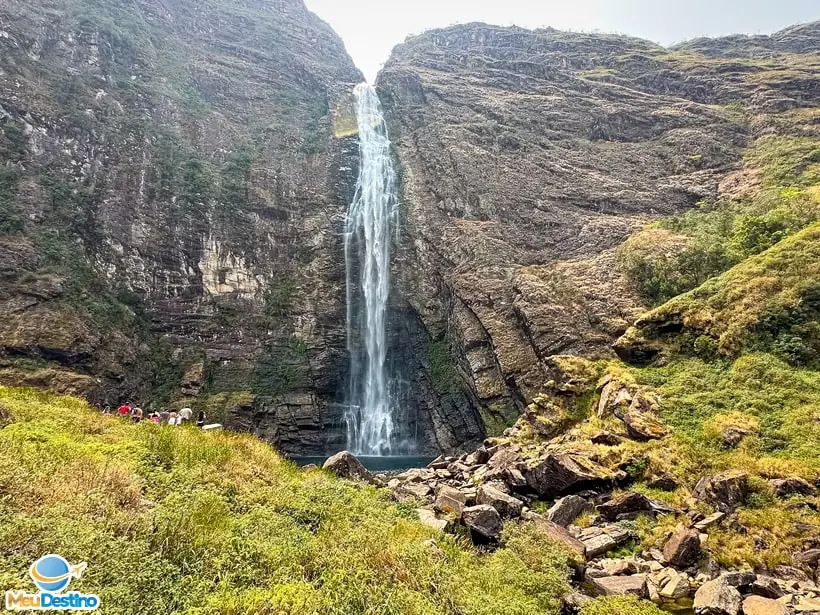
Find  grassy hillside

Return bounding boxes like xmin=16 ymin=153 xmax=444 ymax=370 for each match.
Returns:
xmin=0 ymin=387 xmax=574 ymax=615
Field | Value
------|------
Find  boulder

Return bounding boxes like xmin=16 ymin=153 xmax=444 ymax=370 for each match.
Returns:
xmin=601 ymin=558 xmax=638 ymax=576
xmin=560 ymin=593 xmax=592 ymax=614
xmin=396 ymin=482 xmax=434 ymax=502
xmin=323 ymin=451 xmax=376 ymax=484
xmin=795 ymin=597 xmax=820 ymax=612
xmin=663 ymin=524 xmax=702 ymax=568
xmin=416 ymin=509 xmax=449 ymax=532
xmin=465 ymin=447 xmax=491 ymax=466
xmin=590 ymin=431 xmax=623 ymax=446
xmin=692 ymin=471 xmax=748 ymax=513
xmin=742 ymin=596 xmax=788 ymax=615
xmin=597 ymin=382 xmax=633 ymax=418
xmin=476 ymin=484 xmax=524 ymax=519
xmin=582 ymin=527 xmax=632 ymax=559
xmin=721 ymin=570 xmax=756 ymax=589
xmin=590 ymin=574 xmax=648 ymax=598
xmin=694 ymin=512 xmax=727 ymax=532
xmin=529 ymin=514 xmax=587 ymax=563
xmin=795 ymin=549 xmax=820 ymax=567
xmin=648 ymin=473 xmax=679 ymax=491
xmin=693 ymin=577 xmax=742 ymax=615
xmin=523 ymin=453 xmax=612 ymax=497
xmin=598 ymin=491 xmax=652 ymax=521
xmin=547 ymin=495 xmax=593 ymax=527
xmin=462 ymin=505 xmax=502 ymax=542
xmin=434 ymin=486 xmax=468 ymax=517
xmin=751 ymin=576 xmax=785 ymax=599
xmin=771 ymin=477 xmax=816 ymax=498
xmin=657 ymin=569 xmax=692 ymax=600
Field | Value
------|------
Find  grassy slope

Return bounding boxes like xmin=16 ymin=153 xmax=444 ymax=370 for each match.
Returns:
xmin=0 ymin=387 xmax=573 ymax=615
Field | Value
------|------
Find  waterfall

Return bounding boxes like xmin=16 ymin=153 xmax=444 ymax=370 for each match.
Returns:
xmin=344 ymin=83 xmax=399 ymax=456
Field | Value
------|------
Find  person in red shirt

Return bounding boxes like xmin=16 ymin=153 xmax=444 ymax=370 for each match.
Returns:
xmin=117 ymin=403 xmax=131 ymax=417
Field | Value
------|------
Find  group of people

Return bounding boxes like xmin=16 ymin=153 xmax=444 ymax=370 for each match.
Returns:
xmin=103 ymin=403 xmax=207 ymax=428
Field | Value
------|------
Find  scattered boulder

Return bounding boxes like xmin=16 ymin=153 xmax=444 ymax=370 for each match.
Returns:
xmin=655 ymin=568 xmax=691 ymax=600
xmin=795 ymin=597 xmax=820 ymax=612
xmin=598 ymin=491 xmax=652 ymax=521
xmin=600 ymin=558 xmax=638 ymax=576
xmin=465 ymin=447 xmax=491 ymax=466
xmin=751 ymin=576 xmax=785 ymax=599
xmin=590 ymin=574 xmax=648 ymax=598
xmin=694 ymin=512 xmax=727 ymax=532
xmin=462 ymin=505 xmax=502 ymax=542
xmin=721 ymin=570 xmax=756 ymax=589
xmin=416 ymin=509 xmax=449 ymax=532
xmin=742 ymin=596 xmax=788 ymax=615
xmin=560 ymin=593 xmax=592 ymax=614
xmin=396 ymin=482 xmax=433 ymax=502
xmin=795 ymin=549 xmax=820 ymax=568
xmin=476 ymin=484 xmax=524 ymax=519
xmin=597 ymin=382 xmax=633 ymax=418
xmin=434 ymin=486 xmax=468 ymax=517
xmin=693 ymin=471 xmax=748 ymax=513
xmin=694 ymin=577 xmax=742 ymax=615
xmin=547 ymin=495 xmax=593 ymax=527
xmin=323 ymin=451 xmax=376 ymax=484
xmin=648 ymin=473 xmax=679 ymax=491
xmin=621 ymin=407 xmax=670 ymax=441
xmin=771 ymin=477 xmax=816 ymax=498
xmin=523 ymin=453 xmax=612 ymax=497
xmin=581 ymin=526 xmax=632 ymax=559
xmin=663 ymin=524 xmax=702 ymax=568
xmin=590 ymin=431 xmax=623 ymax=446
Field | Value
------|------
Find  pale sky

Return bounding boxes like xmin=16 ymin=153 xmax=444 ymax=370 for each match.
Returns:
xmin=304 ymin=0 xmax=819 ymax=82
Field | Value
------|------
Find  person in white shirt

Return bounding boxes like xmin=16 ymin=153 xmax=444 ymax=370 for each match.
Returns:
xmin=178 ymin=407 xmax=193 ymax=424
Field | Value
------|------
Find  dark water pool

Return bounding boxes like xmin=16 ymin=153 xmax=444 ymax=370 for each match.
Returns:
xmin=290 ymin=456 xmax=435 ymax=472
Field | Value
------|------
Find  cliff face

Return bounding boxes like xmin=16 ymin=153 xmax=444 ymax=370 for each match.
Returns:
xmin=0 ymin=0 xmax=366 ymax=453
xmin=377 ymin=22 xmax=819 ymax=428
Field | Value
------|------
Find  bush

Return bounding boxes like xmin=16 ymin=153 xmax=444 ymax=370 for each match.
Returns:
xmin=580 ymin=595 xmax=666 ymax=615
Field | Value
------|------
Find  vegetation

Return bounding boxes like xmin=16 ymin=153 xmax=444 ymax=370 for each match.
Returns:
xmin=0 ymin=387 xmax=575 ymax=615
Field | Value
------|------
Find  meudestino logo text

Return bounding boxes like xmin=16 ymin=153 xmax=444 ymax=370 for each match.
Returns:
xmin=4 ymin=554 xmax=100 ymax=611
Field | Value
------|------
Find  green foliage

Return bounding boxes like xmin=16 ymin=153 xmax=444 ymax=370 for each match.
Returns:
xmin=263 ymin=280 xmax=296 ymax=324
xmin=580 ymin=596 xmax=666 ymax=615
xmin=426 ymin=336 xmax=464 ymax=397
xmin=0 ymin=386 xmax=574 ymax=614
xmin=0 ymin=119 xmax=28 ymax=234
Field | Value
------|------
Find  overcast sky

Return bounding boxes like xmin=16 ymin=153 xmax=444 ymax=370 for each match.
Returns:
xmin=304 ymin=0 xmax=819 ymax=82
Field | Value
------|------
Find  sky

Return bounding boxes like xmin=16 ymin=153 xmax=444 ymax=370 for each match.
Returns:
xmin=303 ymin=0 xmax=819 ymax=82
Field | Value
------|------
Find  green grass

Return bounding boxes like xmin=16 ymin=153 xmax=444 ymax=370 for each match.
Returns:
xmin=0 ymin=386 xmax=575 ymax=615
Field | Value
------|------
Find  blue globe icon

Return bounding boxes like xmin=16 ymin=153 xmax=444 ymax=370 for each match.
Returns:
xmin=30 ymin=555 xmax=72 ymax=593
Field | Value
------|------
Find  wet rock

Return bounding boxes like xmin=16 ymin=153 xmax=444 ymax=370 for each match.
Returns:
xmin=693 ymin=471 xmax=748 ymax=513
xmin=693 ymin=577 xmax=742 ymax=615
xmin=770 ymin=478 xmax=816 ymax=498
xmin=751 ymin=576 xmax=785 ymax=599
xmin=547 ymin=495 xmax=593 ymax=527
xmin=476 ymin=484 xmax=524 ymax=518
xmin=590 ymin=574 xmax=648 ymax=598
xmin=323 ymin=451 xmax=376 ymax=484
xmin=523 ymin=453 xmax=613 ymax=497
xmin=742 ymin=596 xmax=788 ymax=615
xmin=598 ymin=491 xmax=652 ymax=521
xmin=663 ymin=524 xmax=702 ymax=568
xmin=462 ymin=505 xmax=502 ymax=542
xmin=417 ymin=509 xmax=449 ymax=532
xmin=434 ymin=485 xmax=468 ymax=517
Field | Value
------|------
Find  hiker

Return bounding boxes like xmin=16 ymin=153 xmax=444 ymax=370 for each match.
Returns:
xmin=196 ymin=410 xmax=206 ymax=429
xmin=131 ymin=406 xmax=143 ymax=424
xmin=118 ymin=403 xmax=131 ymax=417
xmin=150 ymin=412 xmax=161 ymax=423
xmin=168 ymin=411 xmax=179 ymax=426
xmin=159 ymin=408 xmax=170 ymax=423
xmin=178 ymin=407 xmax=193 ymax=424
xmin=102 ymin=405 xmax=112 ymax=416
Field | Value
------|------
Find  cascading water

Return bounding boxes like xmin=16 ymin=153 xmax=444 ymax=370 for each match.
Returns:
xmin=344 ymin=83 xmax=400 ymax=456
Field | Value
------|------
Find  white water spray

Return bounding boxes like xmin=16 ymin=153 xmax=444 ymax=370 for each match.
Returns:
xmin=344 ymin=83 xmax=400 ymax=456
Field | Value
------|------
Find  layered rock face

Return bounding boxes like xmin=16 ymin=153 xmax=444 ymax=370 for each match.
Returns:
xmin=377 ymin=21 xmax=820 ymax=426
xmin=0 ymin=0 xmax=365 ymax=453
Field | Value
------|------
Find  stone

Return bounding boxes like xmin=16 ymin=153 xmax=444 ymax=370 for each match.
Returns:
xmin=648 ymin=473 xmax=679 ymax=491
xmin=693 ymin=577 xmax=742 ymax=615
xmin=658 ymin=570 xmax=691 ymax=600
xmin=476 ymin=484 xmax=524 ymax=518
xmin=742 ymin=596 xmax=788 ymax=615
xmin=529 ymin=514 xmax=587 ymax=562
xmin=621 ymin=406 xmax=670 ymax=440
xmin=560 ymin=593 xmax=592 ymax=614
xmin=771 ymin=478 xmax=816 ymax=498
xmin=397 ymin=482 xmax=434 ymax=502
xmin=796 ymin=549 xmax=820 ymax=567
xmin=598 ymin=492 xmax=652 ymax=521
xmin=434 ymin=486 xmax=468 ymax=517
xmin=590 ymin=575 xmax=648 ymax=598
xmin=692 ymin=471 xmax=748 ymax=513
xmin=694 ymin=512 xmax=727 ymax=532
xmin=523 ymin=453 xmax=612 ymax=497
xmin=582 ymin=528 xmax=632 ymax=559
xmin=751 ymin=576 xmax=785 ymax=599
xmin=721 ymin=570 xmax=757 ymax=588
xmin=547 ymin=495 xmax=593 ymax=527
xmin=416 ymin=509 xmax=449 ymax=532
xmin=774 ymin=565 xmax=811 ymax=582
xmin=462 ymin=505 xmax=502 ymax=542
xmin=795 ymin=597 xmax=820 ymax=612
xmin=323 ymin=451 xmax=376 ymax=484
xmin=663 ymin=524 xmax=702 ymax=568
xmin=601 ymin=558 xmax=637 ymax=576
xmin=597 ymin=382 xmax=633 ymax=418
xmin=590 ymin=431 xmax=623 ymax=446
xmin=465 ymin=447 xmax=490 ymax=466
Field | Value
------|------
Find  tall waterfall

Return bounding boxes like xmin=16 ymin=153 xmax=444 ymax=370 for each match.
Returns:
xmin=344 ymin=83 xmax=400 ymax=456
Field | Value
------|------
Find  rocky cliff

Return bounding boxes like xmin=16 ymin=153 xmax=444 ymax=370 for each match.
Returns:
xmin=378 ymin=21 xmax=820 ymax=432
